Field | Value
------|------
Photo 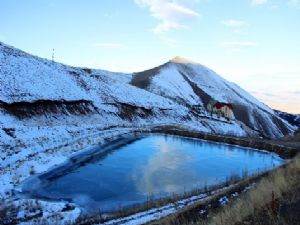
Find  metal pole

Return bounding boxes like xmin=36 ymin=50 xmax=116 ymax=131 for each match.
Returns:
xmin=52 ymin=48 xmax=55 ymax=62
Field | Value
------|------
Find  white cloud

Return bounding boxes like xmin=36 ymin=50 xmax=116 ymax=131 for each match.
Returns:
xmin=134 ymin=0 xmax=200 ymax=33
xmin=251 ymin=0 xmax=268 ymax=5
xmin=94 ymin=43 xmax=127 ymax=49
xmin=223 ymin=41 xmax=257 ymax=48
xmin=222 ymin=19 xmax=247 ymax=28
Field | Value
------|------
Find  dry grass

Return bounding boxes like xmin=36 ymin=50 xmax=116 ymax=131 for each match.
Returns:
xmin=149 ymin=155 xmax=300 ymax=225
xmin=206 ymin=155 xmax=300 ymax=225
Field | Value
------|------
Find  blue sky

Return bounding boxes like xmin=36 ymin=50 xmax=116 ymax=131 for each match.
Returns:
xmin=0 ymin=0 xmax=300 ymax=113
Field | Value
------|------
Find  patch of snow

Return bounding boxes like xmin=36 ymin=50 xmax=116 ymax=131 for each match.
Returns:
xmin=149 ymin=64 xmax=202 ymax=106
xmin=218 ymin=196 xmax=229 ymax=205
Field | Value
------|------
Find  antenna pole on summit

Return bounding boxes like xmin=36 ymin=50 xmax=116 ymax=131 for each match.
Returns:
xmin=52 ymin=48 xmax=55 ymax=62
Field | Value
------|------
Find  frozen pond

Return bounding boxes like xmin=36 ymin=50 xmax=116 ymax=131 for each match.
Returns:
xmin=23 ymin=135 xmax=283 ymax=212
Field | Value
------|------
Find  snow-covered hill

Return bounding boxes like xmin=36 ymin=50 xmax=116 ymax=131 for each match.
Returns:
xmin=0 ymin=41 xmax=296 ymax=154
xmin=131 ymin=56 xmax=295 ymax=138
xmin=0 ymin=42 xmax=297 ymax=221
xmin=0 ymin=41 xmax=296 ymax=157
xmin=275 ymin=110 xmax=300 ymax=128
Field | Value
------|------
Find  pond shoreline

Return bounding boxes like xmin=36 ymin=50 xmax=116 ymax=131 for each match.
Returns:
xmin=149 ymin=125 xmax=298 ymax=159
xmin=22 ymin=128 xmax=287 ymax=189
xmin=19 ymin=126 xmax=291 ymax=223
xmin=6 ymin=125 xmax=300 ymax=224
xmin=88 ymin=125 xmax=298 ymax=224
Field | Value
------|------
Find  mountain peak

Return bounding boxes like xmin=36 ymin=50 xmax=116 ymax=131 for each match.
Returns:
xmin=170 ymin=56 xmax=195 ymax=64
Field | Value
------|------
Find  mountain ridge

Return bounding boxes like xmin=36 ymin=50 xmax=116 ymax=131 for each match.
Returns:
xmin=0 ymin=41 xmax=296 ymax=141
xmin=130 ymin=54 xmax=293 ymax=137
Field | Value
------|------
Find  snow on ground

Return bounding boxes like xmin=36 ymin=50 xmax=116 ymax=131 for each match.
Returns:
xmin=0 ymin=43 xmax=89 ymax=103
xmin=175 ymin=60 xmax=273 ymax=113
xmin=78 ymin=71 xmax=176 ymax=109
xmin=98 ymin=183 xmax=256 ymax=225
xmin=149 ymin=63 xmax=202 ymax=106
xmin=15 ymin=199 xmax=81 ymax=225
xmin=92 ymin=69 xmax=133 ymax=84
xmin=100 ymin=193 xmax=211 ymax=225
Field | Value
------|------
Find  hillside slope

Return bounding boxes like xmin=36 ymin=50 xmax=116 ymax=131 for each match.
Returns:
xmin=131 ymin=57 xmax=294 ymax=138
xmin=275 ymin=110 xmax=300 ymax=128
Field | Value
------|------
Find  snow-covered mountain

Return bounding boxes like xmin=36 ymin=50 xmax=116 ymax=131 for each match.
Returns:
xmin=131 ymin=56 xmax=295 ymax=138
xmin=275 ymin=110 xmax=300 ymax=128
xmin=0 ymin=41 xmax=297 ymax=222
xmin=0 ymin=42 xmax=295 ymax=144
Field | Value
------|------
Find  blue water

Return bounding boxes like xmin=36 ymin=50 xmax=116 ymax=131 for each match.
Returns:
xmin=27 ymin=135 xmax=283 ymax=212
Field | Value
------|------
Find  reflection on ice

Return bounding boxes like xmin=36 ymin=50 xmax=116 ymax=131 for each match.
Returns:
xmin=135 ymin=138 xmax=195 ymax=194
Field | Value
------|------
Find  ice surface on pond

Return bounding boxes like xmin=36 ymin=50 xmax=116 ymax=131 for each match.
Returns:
xmin=24 ymin=135 xmax=283 ymax=212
